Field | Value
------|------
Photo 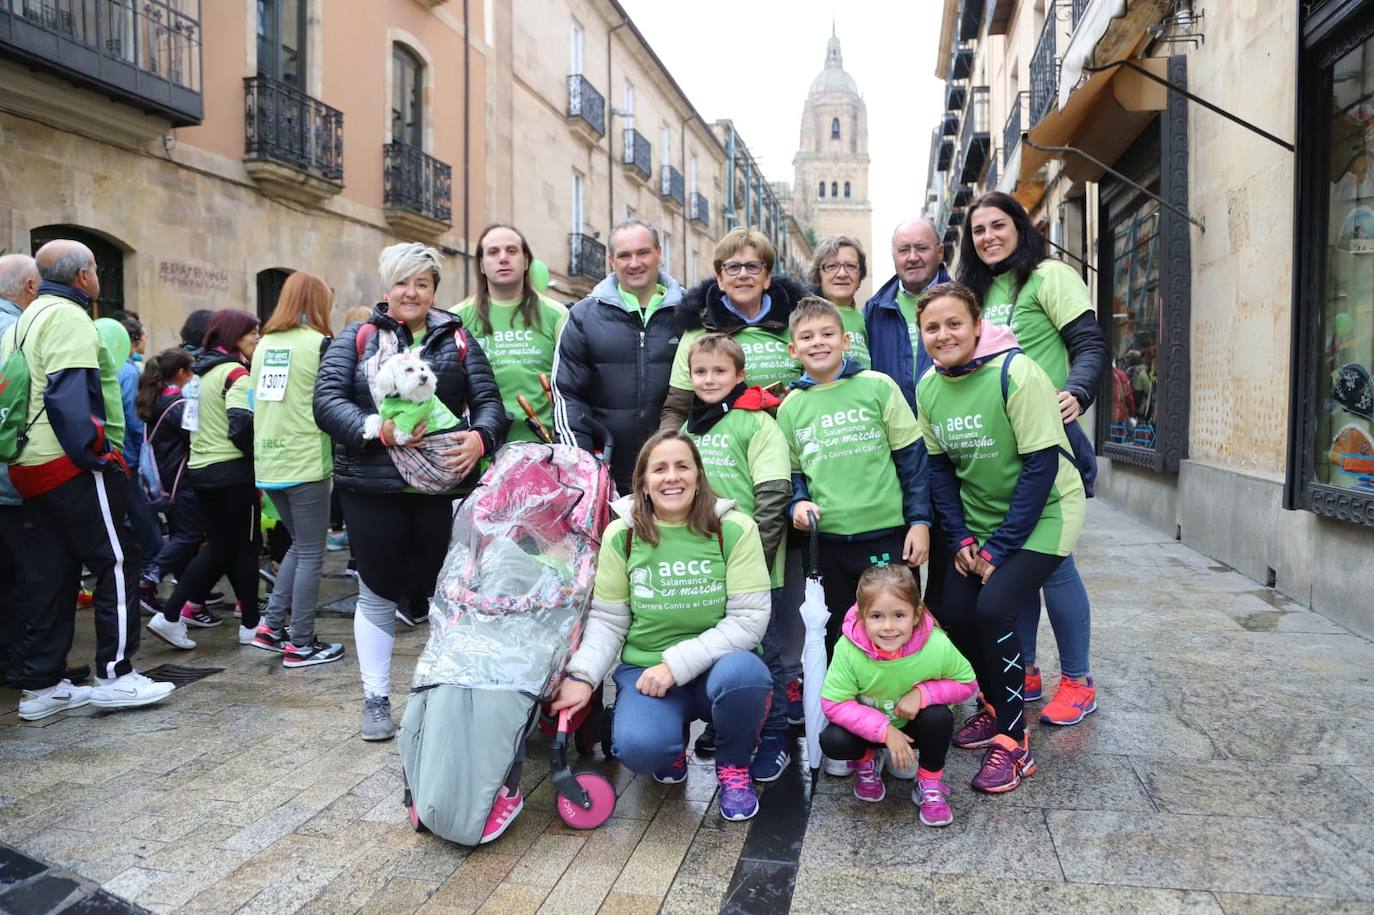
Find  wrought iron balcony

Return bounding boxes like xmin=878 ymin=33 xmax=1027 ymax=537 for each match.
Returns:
xmin=946 ymin=81 xmax=967 ymax=112
xmin=659 ymin=165 xmax=685 ymax=207
xmin=689 ymin=191 xmax=710 ymax=227
xmin=958 ymin=0 xmax=985 ymax=41
xmin=1003 ymin=90 xmax=1027 ymax=165
xmin=958 ymin=85 xmax=990 ymax=184
xmin=622 ymin=128 xmax=651 ymax=182
xmin=954 ymin=185 xmax=973 ymax=207
xmin=383 ymin=141 xmax=452 ymax=234
xmin=569 ymin=233 xmax=606 ymax=283
xmin=941 ymin=112 xmax=958 ymax=137
xmin=949 ymin=42 xmax=974 ymax=81
xmin=937 ymin=136 xmax=954 ymax=172
xmin=0 ymin=0 xmax=203 ymax=124
xmin=566 ymin=73 xmax=605 ymax=141
xmin=1030 ymin=2 xmax=1059 ymax=126
xmin=243 ymin=76 xmax=342 ymax=200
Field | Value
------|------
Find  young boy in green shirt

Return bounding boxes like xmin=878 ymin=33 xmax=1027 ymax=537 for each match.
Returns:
xmin=682 ymin=334 xmax=792 ymax=780
xmin=778 ymin=297 xmax=932 ymax=661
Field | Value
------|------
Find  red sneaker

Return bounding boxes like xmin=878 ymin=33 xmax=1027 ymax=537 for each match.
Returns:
xmin=1040 ymin=676 xmax=1097 ymax=726
xmin=479 ymin=786 xmax=524 ymax=844
xmin=1025 ymin=666 xmax=1043 ymax=702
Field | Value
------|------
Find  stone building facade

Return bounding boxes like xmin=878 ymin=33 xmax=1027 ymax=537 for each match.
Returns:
xmin=0 ymin=0 xmax=487 ymax=347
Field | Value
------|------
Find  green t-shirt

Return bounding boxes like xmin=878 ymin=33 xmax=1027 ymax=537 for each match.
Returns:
xmin=250 ymin=326 xmax=331 ymax=486
xmin=683 ymin=408 xmax=789 ymax=587
xmin=915 ymin=353 xmax=1085 ymax=556
xmin=895 ymin=287 xmax=924 ymax=385
xmin=617 ymin=283 xmax=666 ymax=325
xmin=593 ymin=510 xmax=770 ymax=669
xmin=5 ymin=297 xmax=124 ymax=466
xmin=982 ymin=260 xmax=1093 ymax=390
xmin=821 ymin=625 xmax=976 ymax=727
xmin=456 ymin=294 xmax=569 ymax=444
xmin=836 ymin=303 xmax=870 ymax=370
xmin=671 ymin=326 xmax=802 ymax=394
xmin=776 ymin=370 xmax=920 ymax=536
xmin=189 ymin=361 xmax=251 ymax=470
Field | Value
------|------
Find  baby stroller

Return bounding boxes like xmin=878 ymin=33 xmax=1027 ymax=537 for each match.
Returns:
xmin=399 ymin=441 xmax=616 ymax=844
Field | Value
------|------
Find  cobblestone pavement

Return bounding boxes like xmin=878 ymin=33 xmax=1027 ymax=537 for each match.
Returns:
xmin=1 ymin=502 xmax=1372 ymax=914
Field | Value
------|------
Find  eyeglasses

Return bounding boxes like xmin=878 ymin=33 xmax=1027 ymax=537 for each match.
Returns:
xmin=820 ymin=261 xmax=861 ymax=275
xmin=721 ymin=261 xmax=765 ymax=277
xmin=895 ymin=244 xmax=936 ymax=257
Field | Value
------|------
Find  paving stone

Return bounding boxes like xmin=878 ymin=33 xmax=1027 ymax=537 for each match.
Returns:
xmin=1138 ymin=760 xmax=1374 ymax=821
xmin=927 ymin=876 xmax=1223 ymax=914
xmin=100 ymin=866 xmax=168 ymax=901
xmin=474 ymin=881 xmax=548 ymax=914
xmin=594 ymin=892 xmax=662 ymax=914
xmin=505 ymin=831 xmax=587 ymax=890
xmin=1213 ymin=892 xmax=1374 ymax=913
xmin=359 ymin=876 xmax=440 ymax=914
xmin=790 ymin=866 xmax=935 ymax=913
xmin=423 ymin=850 xmax=519 ymax=913
xmin=534 ymin=862 xmax=621 ymax=915
xmin=220 ymin=805 xmax=317 ymax=854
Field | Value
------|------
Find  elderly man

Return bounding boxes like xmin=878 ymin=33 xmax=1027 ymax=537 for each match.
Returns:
xmin=5 ymin=240 xmax=174 ymax=720
xmin=863 ymin=218 xmax=953 ymax=411
xmin=552 ymin=218 xmax=687 ymax=493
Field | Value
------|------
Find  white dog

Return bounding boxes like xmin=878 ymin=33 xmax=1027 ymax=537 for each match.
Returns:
xmin=363 ymin=351 xmax=445 ymax=445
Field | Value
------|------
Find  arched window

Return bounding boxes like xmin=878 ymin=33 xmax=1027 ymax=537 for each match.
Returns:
xmin=256 ymin=268 xmax=294 ymax=323
xmin=30 ymin=225 xmax=125 ymax=317
xmin=818 ymin=181 xmax=826 ymax=198
xmin=844 ymin=181 xmax=851 ymax=198
xmin=831 ymin=181 xmax=838 ymax=198
xmin=392 ymin=44 xmax=424 ymax=148
xmin=831 ymin=117 xmax=840 ymax=140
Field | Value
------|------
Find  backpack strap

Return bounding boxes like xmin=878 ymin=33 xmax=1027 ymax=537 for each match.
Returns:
xmin=623 ymin=525 xmax=633 ymax=561
xmin=999 ymin=350 xmax=1016 ymax=403
xmin=147 ymin=397 xmax=186 ymax=441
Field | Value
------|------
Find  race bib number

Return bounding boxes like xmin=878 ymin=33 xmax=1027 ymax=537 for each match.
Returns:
xmin=256 ymin=348 xmax=291 ymax=402
xmin=180 ymin=377 xmax=201 ymax=432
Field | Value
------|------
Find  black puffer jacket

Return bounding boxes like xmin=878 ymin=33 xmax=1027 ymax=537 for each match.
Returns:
xmin=313 ymin=303 xmax=508 ymax=495
xmin=144 ymin=389 xmax=190 ymax=495
xmin=551 ymin=270 xmax=688 ymax=493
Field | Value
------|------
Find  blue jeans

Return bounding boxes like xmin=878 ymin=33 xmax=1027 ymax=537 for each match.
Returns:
xmin=611 ymin=650 xmax=771 ymax=770
xmin=760 ymin=589 xmax=789 ymax=733
xmin=1016 ymin=553 xmax=1092 ymax=679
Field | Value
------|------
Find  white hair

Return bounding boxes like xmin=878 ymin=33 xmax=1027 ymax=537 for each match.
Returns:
xmin=0 ymin=254 xmax=39 ymax=300
xmin=378 ymin=242 xmax=443 ymax=292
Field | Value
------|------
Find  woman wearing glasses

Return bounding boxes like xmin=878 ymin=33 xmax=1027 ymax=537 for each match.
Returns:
xmin=808 ymin=235 xmax=871 ymax=369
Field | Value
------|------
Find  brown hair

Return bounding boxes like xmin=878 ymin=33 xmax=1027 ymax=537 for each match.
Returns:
xmin=342 ymin=305 xmax=373 ymax=325
xmin=629 ymin=430 xmax=721 ymax=547
xmin=712 ymin=227 xmax=776 ymax=275
xmin=916 ymin=281 xmax=982 ymax=321
xmin=202 ymin=309 xmax=260 ymax=360
xmin=263 ymin=271 xmax=333 ymax=336
xmin=855 ymin=565 xmax=928 ymax=630
xmin=807 ymin=235 xmax=868 ymax=287
xmin=688 ymin=333 xmax=746 ymax=374
xmin=787 ymin=294 xmax=845 ymax=334
xmin=470 ymin=223 xmax=543 ymax=337
xmin=136 ymin=347 xmax=193 ymax=422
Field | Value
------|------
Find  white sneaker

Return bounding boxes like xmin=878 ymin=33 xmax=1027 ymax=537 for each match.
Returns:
xmin=822 ymin=754 xmax=854 ymax=777
xmin=18 ymin=679 xmax=91 ymax=721
xmin=237 ymin=624 xmax=255 ymax=645
xmin=886 ymin=749 xmax=918 ymax=780
xmin=89 ymin=671 xmax=175 ymax=710
xmin=147 ymin=614 xmax=196 ymax=650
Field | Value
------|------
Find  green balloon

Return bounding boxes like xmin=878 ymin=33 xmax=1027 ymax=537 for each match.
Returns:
xmin=528 ymin=259 xmax=550 ymax=293
xmin=93 ymin=317 xmax=131 ymax=366
xmin=1334 ymin=312 xmax=1354 ymax=336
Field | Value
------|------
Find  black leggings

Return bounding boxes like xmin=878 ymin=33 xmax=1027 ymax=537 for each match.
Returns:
xmin=339 ymin=490 xmax=452 ymax=607
xmin=935 ymin=549 xmax=1064 ymax=741
xmin=164 ymin=482 xmax=262 ymax=628
xmin=817 ymin=530 xmax=912 ymax=657
xmin=819 ymin=704 xmax=953 ymax=774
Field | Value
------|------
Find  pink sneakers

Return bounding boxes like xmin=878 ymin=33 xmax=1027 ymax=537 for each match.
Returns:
xmin=852 ymin=752 xmax=885 ymax=803
xmin=915 ymin=778 xmax=953 ymax=826
xmin=479 ymin=786 xmax=524 ymax=844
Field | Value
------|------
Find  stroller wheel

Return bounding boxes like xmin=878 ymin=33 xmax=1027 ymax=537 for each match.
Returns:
xmin=402 ymin=787 xmax=426 ymax=833
xmin=556 ymin=772 xmax=615 ymax=830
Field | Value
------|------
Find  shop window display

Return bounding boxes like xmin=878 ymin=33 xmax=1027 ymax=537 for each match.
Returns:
xmin=1106 ymin=196 xmax=1162 ymax=449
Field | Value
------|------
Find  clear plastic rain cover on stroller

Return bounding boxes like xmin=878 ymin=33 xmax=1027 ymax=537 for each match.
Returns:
xmin=410 ymin=443 xmax=612 ymax=698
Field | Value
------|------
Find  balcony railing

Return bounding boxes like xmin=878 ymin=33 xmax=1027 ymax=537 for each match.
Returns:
xmin=689 ymin=191 xmax=710 ymax=227
xmin=958 ymin=0 xmax=985 ymax=41
xmin=958 ymin=85 xmax=990 ymax=184
xmin=949 ymin=42 xmax=974 ymax=81
xmin=383 ymin=141 xmax=452 ymax=226
xmin=1003 ymin=90 xmax=1027 ymax=165
xmin=566 ymin=73 xmax=605 ymax=138
xmin=622 ymin=128 xmax=651 ymax=180
xmin=1029 ymin=3 xmax=1059 ymax=126
xmin=937 ymin=136 xmax=954 ymax=172
xmin=0 ymin=0 xmax=203 ymax=123
xmin=986 ymin=150 xmax=999 ymax=190
xmin=659 ymin=165 xmax=685 ymax=207
xmin=244 ymin=76 xmax=342 ymax=183
xmin=569 ymin=233 xmax=606 ymax=283
xmin=946 ymin=81 xmax=967 ymax=112
xmin=941 ymin=112 xmax=958 ymax=137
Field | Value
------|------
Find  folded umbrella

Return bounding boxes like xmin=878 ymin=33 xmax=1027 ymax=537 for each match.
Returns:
xmin=799 ymin=511 xmax=830 ymax=771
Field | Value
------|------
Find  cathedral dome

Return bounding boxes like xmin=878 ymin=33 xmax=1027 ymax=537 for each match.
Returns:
xmin=808 ymin=34 xmax=859 ymax=97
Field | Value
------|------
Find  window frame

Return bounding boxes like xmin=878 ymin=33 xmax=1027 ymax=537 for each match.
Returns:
xmin=392 ymin=43 xmax=424 ymax=149
xmin=831 ymin=117 xmax=840 ymax=140
xmin=818 ymin=180 xmax=825 ymax=199
xmin=844 ymin=180 xmax=851 ymax=198
xmin=256 ymin=0 xmax=307 ymax=87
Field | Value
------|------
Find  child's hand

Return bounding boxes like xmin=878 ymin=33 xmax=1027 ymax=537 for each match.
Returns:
xmin=792 ymin=501 xmax=821 ymax=530
xmin=884 ymin=725 xmax=916 ymax=773
xmin=902 ymin=524 xmax=930 ymax=566
xmin=635 ymin=663 xmax=676 ymax=698
xmin=895 ymin=687 xmax=925 ymax=721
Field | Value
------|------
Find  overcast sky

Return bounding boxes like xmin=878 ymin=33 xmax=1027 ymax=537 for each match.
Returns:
xmin=617 ymin=0 xmax=947 ymax=284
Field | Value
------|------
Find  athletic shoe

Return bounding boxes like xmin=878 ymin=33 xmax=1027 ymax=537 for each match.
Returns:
xmin=653 ymin=752 xmax=689 ymax=785
xmin=232 ymin=601 xmax=242 ymax=619
xmin=251 ymin=624 xmax=289 ymax=654
xmin=971 ymin=734 xmax=1036 ymax=794
xmin=694 ymin=723 xmax=716 ymax=755
xmin=76 ymin=588 xmax=93 ymax=608
xmin=785 ymin=678 xmax=805 ymax=726
xmin=18 ymin=679 xmax=91 ymax=721
xmin=952 ymin=709 xmax=999 ymax=749
xmin=478 ymin=786 xmax=523 ymax=844
xmin=147 ymin=614 xmax=196 ymax=650
xmin=345 ymin=558 xmax=358 ymax=578
xmin=1040 ymin=676 xmax=1097 ymax=726
xmin=138 ymin=580 xmax=163 ymax=617
xmin=821 ymin=754 xmax=853 ymax=777
xmin=914 ymin=778 xmax=954 ymax=826
xmin=852 ymin=752 xmax=886 ymax=803
xmin=237 ymin=625 xmax=256 ymax=645
xmin=717 ymin=765 xmax=759 ymax=821
xmin=180 ymin=603 xmax=223 ymax=629
xmin=886 ymin=748 xmax=919 ymax=780
xmin=89 ymin=671 xmax=175 ymax=710
xmin=204 ymin=591 xmax=225 ymax=607
xmin=1025 ymin=666 xmax=1043 ymax=702
xmin=326 ymin=530 xmax=349 ymax=552
xmin=282 ymin=640 xmax=345 ymax=669
xmin=749 ymin=731 xmax=791 ymax=782
xmin=395 ymin=605 xmax=429 ymax=628
xmin=361 ymin=694 xmax=395 ymax=741
xmin=64 ymin=665 xmax=90 ymax=685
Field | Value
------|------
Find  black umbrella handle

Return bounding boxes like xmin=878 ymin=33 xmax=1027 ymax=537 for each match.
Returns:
xmin=807 ymin=510 xmax=820 ymax=577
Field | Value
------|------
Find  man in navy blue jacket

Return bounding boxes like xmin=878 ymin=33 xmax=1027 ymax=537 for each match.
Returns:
xmin=863 ymin=218 xmax=952 ymax=412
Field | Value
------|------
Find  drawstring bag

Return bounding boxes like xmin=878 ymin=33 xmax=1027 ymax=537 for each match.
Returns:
xmin=139 ymin=398 xmax=186 ymax=510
